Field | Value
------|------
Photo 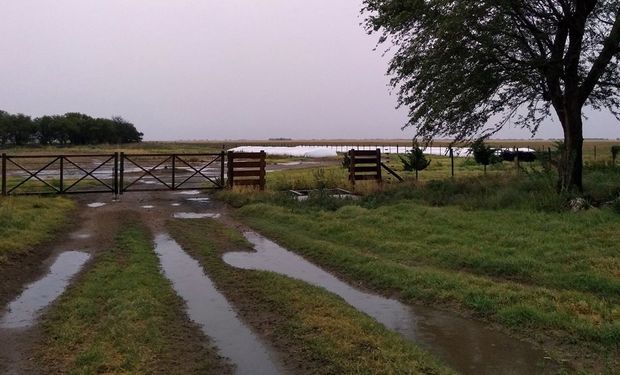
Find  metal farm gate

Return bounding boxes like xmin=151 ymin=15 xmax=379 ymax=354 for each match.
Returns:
xmin=1 ymin=152 xmax=226 ymax=196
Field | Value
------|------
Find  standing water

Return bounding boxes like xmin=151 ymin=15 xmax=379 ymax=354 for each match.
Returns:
xmin=1 ymin=251 xmax=90 ymax=329
xmin=153 ymin=234 xmax=283 ymax=375
xmin=223 ymin=231 xmax=561 ymax=375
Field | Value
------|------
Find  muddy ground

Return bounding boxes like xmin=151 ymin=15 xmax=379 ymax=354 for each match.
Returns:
xmin=0 ymin=188 xmax=586 ymax=375
xmin=0 ymin=190 xmax=236 ymax=374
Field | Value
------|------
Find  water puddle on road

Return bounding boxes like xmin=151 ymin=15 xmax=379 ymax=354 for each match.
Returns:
xmin=173 ymin=213 xmax=221 ymax=219
xmin=141 ymin=205 xmax=155 ymax=209
xmin=175 ymin=190 xmax=201 ymax=195
xmin=223 ymin=232 xmax=561 ymax=375
xmin=153 ymin=234 xmax=282 ymax=375
xmin=186 ymin=197 xmax=211 ymax=203
xmin=87 ymin=202 xmax=106 ymax=208
xmin=0 ymin=251 xmax=90 ymax=329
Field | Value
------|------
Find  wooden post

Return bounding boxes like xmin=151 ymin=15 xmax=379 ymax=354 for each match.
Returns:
xmin=376 ymin=149 xmax=382 ymax=183
xmin=348 ymin=149 xmax=355 ymax=184
xmin=119 ymin=152 xmax=125 ymax=195
xmin=171 ymin=154 xmax=176 ymax=190
xmin=449 ymin=148 xmax=454 ymax=178
xmin=1 ymin=153 xmax=6 ymax=196
xmin=227 ymin=151 xmax=234 ymax=188
xmin=514 ymin=147 xmax=520 ymax=174
xmin=594 ymin=145 xmax=597 ymax=161
xmin=259 ymin=150 xmax=266 ymax=191
xmin=59 ymin=156 xmax=64 ymax=193
xmin=220 ymin=151 xmax=225 ymax=188
xmin=113 ymin=152 xmax=119 ymax=197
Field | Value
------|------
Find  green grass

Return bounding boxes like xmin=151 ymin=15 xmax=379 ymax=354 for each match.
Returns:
xmin=226 ymin=181 xmax=620 ymax=371
xmin=0 ymin=196 xmax=74 ymax=266
xmin=38 ymin=221 xmax=227 ymax=375
xmin=167 ymin=218 xmax=454 ymax=375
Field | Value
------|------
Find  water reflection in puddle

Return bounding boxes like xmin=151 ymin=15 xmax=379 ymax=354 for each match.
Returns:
xmin=223 ymin=232 xmax=559 ymax=375
xmin=171 ymin=203 xmax=182 ymax=207
xmin=154 ymin=234 xmax=282 ymax=375
xmin=1 ymin=251 xmax=90 ymax=329
xmin=141 ymin=205 xmax=155 ymax=209
xmin=173 ymin=213 xmax=221 ymax=219
xmin=186 ymin=197 xmax=210 ymax=203
xmin=175 ymin=190 xmax=201 ymax=195
xmin=87 ymin=202 xmax=106 ymax=208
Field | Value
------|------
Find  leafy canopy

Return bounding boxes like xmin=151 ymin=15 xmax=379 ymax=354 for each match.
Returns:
xmin=363 ymin=0 xmax=620 ymax=140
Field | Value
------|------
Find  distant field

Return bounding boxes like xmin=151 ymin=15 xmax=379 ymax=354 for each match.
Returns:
xmin=2 ymin=139 xmax=618 ymax=162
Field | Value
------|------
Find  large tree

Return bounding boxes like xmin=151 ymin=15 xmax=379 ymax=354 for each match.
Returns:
xmin=363 ymin=0 xmax=620 ymax=192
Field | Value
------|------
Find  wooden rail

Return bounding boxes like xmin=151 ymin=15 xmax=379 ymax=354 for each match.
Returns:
xmin=227 ymin=151 xmax=266 ymax=190
xmin=348 ymin=149 xmax=382 ymax=184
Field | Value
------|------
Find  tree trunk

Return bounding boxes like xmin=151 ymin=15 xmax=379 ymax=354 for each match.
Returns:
xmin=557 ymin=105 xmax=584 ymax=193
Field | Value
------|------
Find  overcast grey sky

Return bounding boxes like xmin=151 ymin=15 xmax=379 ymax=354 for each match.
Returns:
xmin=1 ymin=0 xmax=618 ymax=141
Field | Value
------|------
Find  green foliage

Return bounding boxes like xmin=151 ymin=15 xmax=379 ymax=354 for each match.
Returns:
xmin=400 ymin=141 xmax=431 ymax=179
xmin=342 ymin=153 xmax=351 ymax=169
xmin=0 ymin=110 xmax=143 ymax=146
xmin=471 ymin=139 xmax=501 ymax=170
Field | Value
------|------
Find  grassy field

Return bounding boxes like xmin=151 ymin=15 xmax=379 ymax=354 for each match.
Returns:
xmin=38 ymin=220 xmax=229 ymax=374
xmin=219 ymin=173 xmax=620 ymax=373
xmin=167 ymin=218 xmax=454 ymax=375
xmin=0 ymin=196 xmax=74 ymax=267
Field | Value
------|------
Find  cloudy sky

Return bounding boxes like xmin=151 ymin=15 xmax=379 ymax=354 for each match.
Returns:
xmin=1 ymin=0 xmax=618 ymax=141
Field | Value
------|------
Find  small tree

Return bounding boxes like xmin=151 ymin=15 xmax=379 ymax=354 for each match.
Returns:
xmin=400 ymin=141 xmax=431 ymax=180
xmin=471 ymin=139 xmax=500 ymax=174
xmin=613 ymin=145 xmax=620 ymax=164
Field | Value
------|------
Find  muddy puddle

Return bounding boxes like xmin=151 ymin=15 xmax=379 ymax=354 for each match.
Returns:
xmin=86 ymin=202 xmax=106 ymax=208
xmin=1 ymin=251 xmax=90 ymax=329
xmin=153 ymin=234 xmax=283 ymax=375
xmin=223 ymin=232 xmax=561 ymax=375
xmin=173 ymin=212 xmax=221 ymax=219
xmin=186 ymin=197 xmax=211 ymax=203
xmin=175 ymin=190 xmax=201 ymax=195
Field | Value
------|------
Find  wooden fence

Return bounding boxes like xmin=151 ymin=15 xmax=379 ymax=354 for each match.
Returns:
xmin=227 ymin=151 xmax=266 ymax=190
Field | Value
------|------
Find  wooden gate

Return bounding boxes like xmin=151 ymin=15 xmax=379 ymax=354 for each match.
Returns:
xmin=1 ymin=152 xmax=226 ymax=195
xmin=120 ymin=152 xmax=225 ymax=193
xmin=1 ymin=153 xmax=118 ymax=195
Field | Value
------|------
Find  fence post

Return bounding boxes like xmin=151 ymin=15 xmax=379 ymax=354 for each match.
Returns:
xmin=376 ymin=149 xmax=382 ymax=183
xmin=227 ymin=151 xmax=234 ymax=188
xmin=1 ymin=153 xmax=6 ymax=196
xmin=449 ymin=148 xmax=454 ymax=178
xmin=119 ymin=152 xmax=125 ymax=195
xmin=59 ymin=156 xmax=64 ymax=193
xmin=259 ymin=150 xmax=266 ymax=191
xmin=220 ymin=151 xmax=225 ymax=188
xmin=348 ymin=149 xmax=355 ymax=184
xmin=594 ymin=145 xmax=597 ymax=161
xmin=113 ymin=152 xmax=119 ymax=197
xmin=514 ymin=147 xmax=520 ymax=174
xmin=171 ymin=154 xmax=176 ymax=190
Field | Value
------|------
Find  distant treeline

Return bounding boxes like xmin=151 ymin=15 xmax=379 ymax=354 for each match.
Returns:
xmin=0 ymin=110 xmax=143 ymax=146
